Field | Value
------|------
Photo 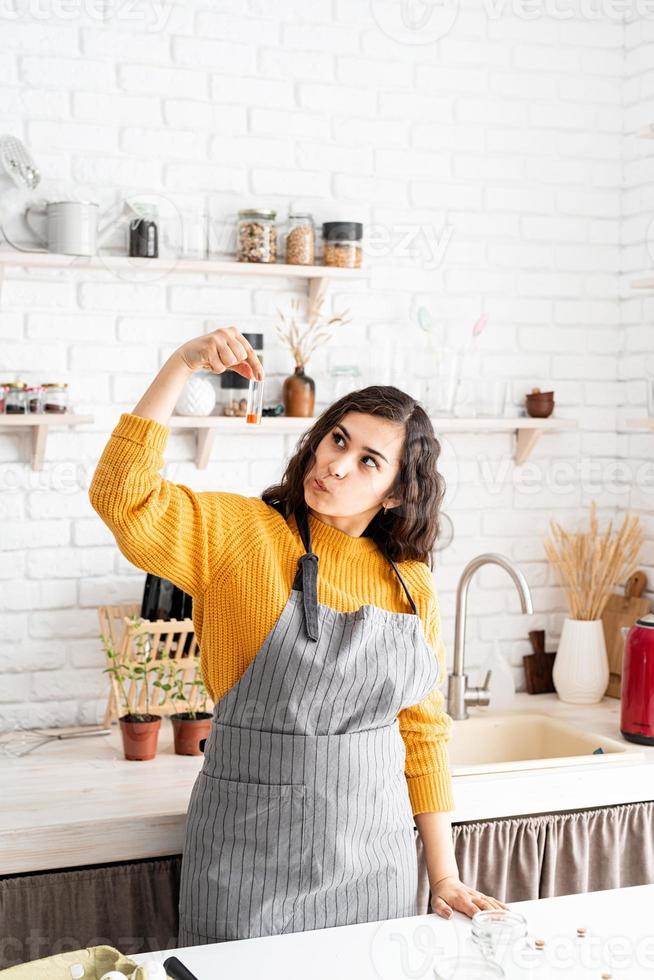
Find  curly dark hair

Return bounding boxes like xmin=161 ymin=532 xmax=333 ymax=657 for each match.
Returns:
xmin=261 ymin=386 xmax=446 ymax=568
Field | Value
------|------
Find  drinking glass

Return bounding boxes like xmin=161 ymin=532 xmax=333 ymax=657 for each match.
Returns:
xmin=472 ymin=379 xmax=508 ymax=418
xmin=425 ymin=348 xmax=462 ymax=417
xmin=471 ymin=908 xmax=529 ymax=967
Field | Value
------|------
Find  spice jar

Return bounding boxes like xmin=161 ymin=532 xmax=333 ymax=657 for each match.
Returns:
xmin=322 ymin=221 xmax=363 ymax=269
xmin=0 ymin=383 xmax=9 ymax=413
xmin=42 ymin=383 xmax=69 ymax=414
xmin=25 ymin=385 xmax=45 ymax=413
xmin=5 ymin=382 xmax=27 ymax=414
xmin=237 ymin=209 xmax=277 ymax=263
xmin=285 ymin=212 xmax=315 ymax=266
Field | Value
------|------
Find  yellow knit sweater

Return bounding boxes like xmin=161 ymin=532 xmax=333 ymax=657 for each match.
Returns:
xmin=89 ymin=413 xmax=454 ymax=815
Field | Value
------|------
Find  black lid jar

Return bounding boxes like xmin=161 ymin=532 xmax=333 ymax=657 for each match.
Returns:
xmin=322 ymin=221 xmax=363 ymax=269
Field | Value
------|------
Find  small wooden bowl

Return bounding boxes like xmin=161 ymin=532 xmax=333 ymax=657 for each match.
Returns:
xmin=526 ymin=392 xmax=554 ymax=418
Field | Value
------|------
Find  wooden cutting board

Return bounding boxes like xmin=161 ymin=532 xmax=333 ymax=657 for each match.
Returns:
xmin=602 ymin=571 xmax=650 ymax=699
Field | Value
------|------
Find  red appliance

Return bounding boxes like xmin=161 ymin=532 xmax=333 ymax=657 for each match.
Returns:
xmin=621 ymin=613 xmax=654 ymax=745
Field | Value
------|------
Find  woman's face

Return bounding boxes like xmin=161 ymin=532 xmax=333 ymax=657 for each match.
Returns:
xmin=304 ymin=412 xmax=405 ymax=530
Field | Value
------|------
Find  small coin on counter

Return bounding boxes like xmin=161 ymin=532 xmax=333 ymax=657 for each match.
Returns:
xmin=534 ymin=938 xmax=546 ymax=949
xmin=577 ymin=926 xmax=587 ymax=936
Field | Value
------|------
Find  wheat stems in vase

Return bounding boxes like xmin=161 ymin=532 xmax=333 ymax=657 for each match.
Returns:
xmin=544 ymin=500 xmax=644 ymax=621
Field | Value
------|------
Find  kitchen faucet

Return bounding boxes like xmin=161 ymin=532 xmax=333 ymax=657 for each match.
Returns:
xmin=447 ymin=553 xmax=534 ymax=721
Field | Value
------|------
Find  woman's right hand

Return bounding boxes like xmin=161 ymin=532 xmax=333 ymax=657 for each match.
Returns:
xmin=177 ymin=326 xmax=264 ymax=381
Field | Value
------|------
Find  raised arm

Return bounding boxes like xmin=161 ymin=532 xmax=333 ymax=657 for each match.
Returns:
xmin=88 ymin=326 xmax=265 ymax=597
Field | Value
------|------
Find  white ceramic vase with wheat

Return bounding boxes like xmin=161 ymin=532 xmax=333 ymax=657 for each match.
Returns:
xmin=552 ymin=618 xmax=609 ymax=704
xmin=545 ymin=501 xmax=643 ymax=707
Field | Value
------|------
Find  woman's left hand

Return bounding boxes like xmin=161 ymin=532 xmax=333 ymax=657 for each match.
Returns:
xmin=430 ymin=875 xmax=509 ymax=919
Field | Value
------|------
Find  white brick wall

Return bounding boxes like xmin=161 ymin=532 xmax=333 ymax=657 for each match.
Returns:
xmin=0 ymin=0 xmax=647 ymax=729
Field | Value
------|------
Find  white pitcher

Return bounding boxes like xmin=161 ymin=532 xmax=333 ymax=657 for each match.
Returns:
xmin=2 ymin=199 xmax=138 ymax=257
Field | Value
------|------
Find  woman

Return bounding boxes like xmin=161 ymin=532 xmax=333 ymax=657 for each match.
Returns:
xmin=89 ymin=325 xmax=506 ymax=945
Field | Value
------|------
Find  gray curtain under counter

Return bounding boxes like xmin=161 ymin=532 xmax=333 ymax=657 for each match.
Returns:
xmin=1 ymin=801 xmax=653 ymax=970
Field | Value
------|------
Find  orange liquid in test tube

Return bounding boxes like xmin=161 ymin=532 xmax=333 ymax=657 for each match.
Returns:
xmin=246 ymin=378 xmax=264 ymax=425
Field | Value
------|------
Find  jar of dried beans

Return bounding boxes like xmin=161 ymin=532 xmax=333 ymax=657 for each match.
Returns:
xmin=285 ymin=212 xmax=315 ymax=266
xmin=42 ymin=383 xmax=69 ymax=413
xmin=237 ymin=209 xmax=277 ymax=263
xmin=322 ymin=221 xmax=363 ymax=269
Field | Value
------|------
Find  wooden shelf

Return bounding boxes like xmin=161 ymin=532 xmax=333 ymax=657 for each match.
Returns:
xmin=169 ymin=414 xmax=578 ymax=469
xmin=626 ymin=418 xmax=654 ymax=430
xmin=0 ymin=413 xmax=93 ymax=470
xmin=0 ymin=251 xmax=366 ymax=316
xmin=630 ymin=276 xmax=654 ymax=289
xmin=637 ymin=125 xmax=654 ymax=139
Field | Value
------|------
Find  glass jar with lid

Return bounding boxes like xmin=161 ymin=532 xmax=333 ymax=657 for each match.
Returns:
xmin=322 ymin=221 xmax=364 ymax=269
xmin=285 ymin=212 xmax=315 ymax=266
xmin=237 ymin=209 xmax=277 ymax=263
xmin=5 ymin=382 xmax=27 ymax=414
xmin=25 ymin=385 xmax=45 ymax=413
xmin=42 ymin=383 xmax=69 ymax=414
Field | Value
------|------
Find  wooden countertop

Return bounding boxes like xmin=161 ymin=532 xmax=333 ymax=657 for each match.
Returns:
xmin=2 ymin=693 xmax=652 ymax=875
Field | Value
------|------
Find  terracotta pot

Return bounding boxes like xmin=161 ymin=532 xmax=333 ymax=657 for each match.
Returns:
xmin=283 ymin=365 xmax=315 ymax=417
xmin=119 ymin=714 xmax=161 ymax=761
xmin=171 ymin=712 xmax=212 ymax=755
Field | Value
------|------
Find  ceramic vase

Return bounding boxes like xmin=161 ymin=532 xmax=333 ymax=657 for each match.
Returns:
xmin=283 ymin=364 xmax=315 ymax=417
xmin=552 ymin=618 xmax=609 ymax=704
xmin=175 ymin=375 xmax=216 ymax=416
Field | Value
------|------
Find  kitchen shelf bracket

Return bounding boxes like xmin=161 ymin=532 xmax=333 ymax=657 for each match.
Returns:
xmin=0 ymin=414 xmax=94 ymax=470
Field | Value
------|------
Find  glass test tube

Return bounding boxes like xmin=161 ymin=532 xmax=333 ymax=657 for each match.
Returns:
xmin=246 ymin=377 xmax=264 ymax=425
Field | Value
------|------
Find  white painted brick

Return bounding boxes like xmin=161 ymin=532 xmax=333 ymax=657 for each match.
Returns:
xmin=78 ymin=282 xmax=166 ymax=314
xmin=0 ymin=674 xmax=30 ymax=704
xmin=283 ymin=23 xmax=361 ymax=54
xmin=172 ymin=36 xmax=256 ymax=74
xmin=336 ymin=56 xmax=412 ymax=88
xmin=31 ymin=668 xmax=103 ymax=702
xmin=80 ymin=27 xmax=169 ymax=62
xmin=164 ymin=163 xmax=247 ymax=193
xmin=258 ymin=46 xmax=334 ymax=81
xmin=21 ymin=56 xmax=115 ymax=89
xmin=164 ymin=99 xmax=246 ymax=132
xmin=0 ymin=342 xmax=67 ymax=374
xmin=119 ymin=63 xmax=208 ymax=98
xmin=250 ymin=168 xmax=330 ymax=196
xmin=70 ymin=343 xmax=157 ymax=374
xmin=333 ymin=117 xmax=409 ymax=149
xmin=298 ymin=82 xmax=376 ymax=116
xmin=28 ymin=120 xmax=118 ymax=153
xmin=211 ymin=74 xmax=295 ymax=109
xmin=379 ymin=93 xmax=453 ymax=122
xmin=250 ymin=107 xmax=330 ymax=139
xmin=195 ymin=11 xmax=280 ymax=45
xmin=73 ymin=91 xmax=162 ymax=126
xmin=119 ymin=126 xmax=207 ymax=160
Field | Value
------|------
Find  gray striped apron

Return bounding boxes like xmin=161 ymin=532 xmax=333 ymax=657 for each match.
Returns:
xmin=177 ymin=506 xmax=441 ymax=945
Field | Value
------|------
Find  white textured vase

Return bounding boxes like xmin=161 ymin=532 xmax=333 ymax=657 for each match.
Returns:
xmin=552 ymin=618 xmax=609 ymax=704
xmin=175 ymin=375 xmax=216 ymax=416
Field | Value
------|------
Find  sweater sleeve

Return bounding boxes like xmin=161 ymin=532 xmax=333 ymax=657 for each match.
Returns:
xmin=88 ymin=412 xmax=250 ymax=598
xmin=398 ymin=584 xmax=455 ymax=816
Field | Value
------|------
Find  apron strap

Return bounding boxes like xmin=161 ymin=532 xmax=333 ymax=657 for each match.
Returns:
xmin=293 ymin=506 xmax=320 ymax=641
xmin=293 ymin=507 xmax=418 ymax=638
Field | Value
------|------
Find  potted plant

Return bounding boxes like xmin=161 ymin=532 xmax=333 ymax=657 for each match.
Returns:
xmin=156 ymin=662 xmax=212 ymax=756
xmin=102 ymin=621 xmax=162 ymax=761
xmin=275 ymin=294 xmax=351 ymax=417
xmin=545 ymin=501 xmax=644 ymax=704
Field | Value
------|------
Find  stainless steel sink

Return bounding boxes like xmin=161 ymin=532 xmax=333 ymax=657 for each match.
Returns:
xmin=449 ymin=713 xmax=643 ymax=776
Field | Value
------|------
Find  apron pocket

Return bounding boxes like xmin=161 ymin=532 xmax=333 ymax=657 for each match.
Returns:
xmin=181 ymin=772 xmax=307 ymax=942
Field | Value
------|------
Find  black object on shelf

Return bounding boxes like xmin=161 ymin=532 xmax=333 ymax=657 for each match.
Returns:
xmin=140 ymin=573 xmax=192 ymax=621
